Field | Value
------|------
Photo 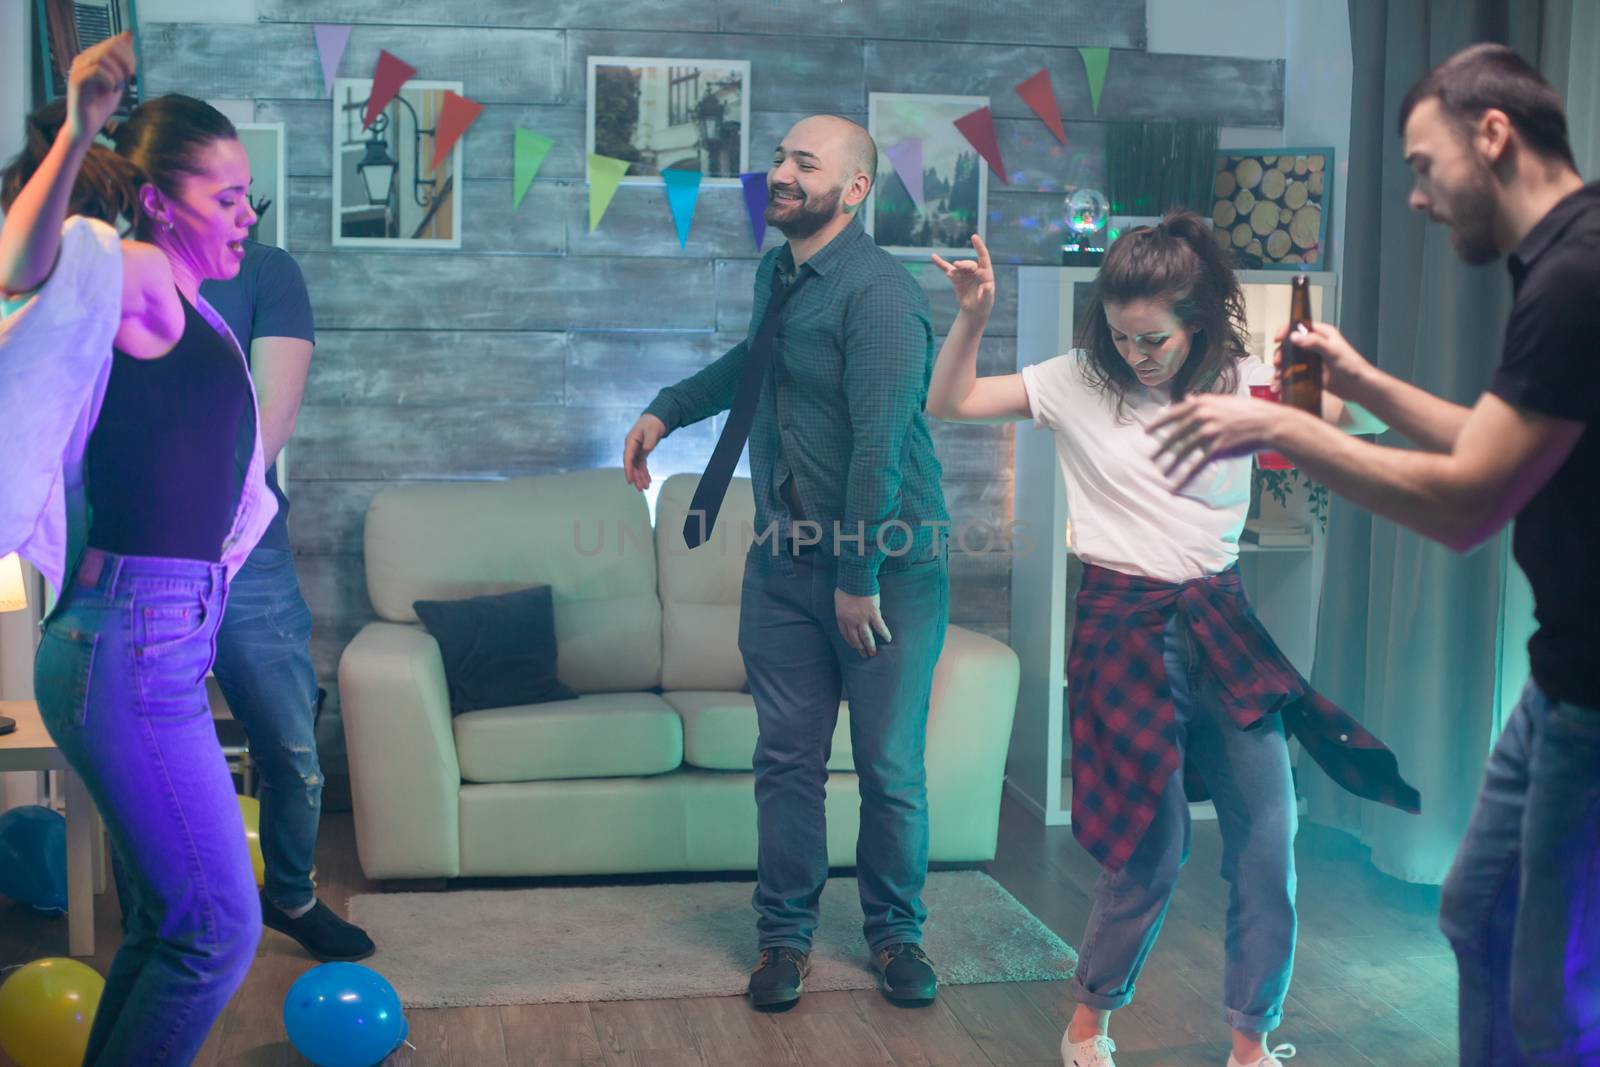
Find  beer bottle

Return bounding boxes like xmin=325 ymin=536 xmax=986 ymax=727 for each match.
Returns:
xmin=1280 ymin=274 xmax=1321 ymax=415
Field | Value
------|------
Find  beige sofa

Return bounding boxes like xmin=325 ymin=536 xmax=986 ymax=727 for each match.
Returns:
xmin=338 ymin=468 xmax=1019 ymax=881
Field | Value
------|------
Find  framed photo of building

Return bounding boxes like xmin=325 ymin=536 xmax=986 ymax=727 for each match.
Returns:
xmin=36 ymin=0 xmax=142 ymax=115
xmin=332 ymin=77 xmax=463 ymax=249
xmin=586 ymin=56 xmax=750 ymax=185
xmin=234 ymin=122 xmax=286 ymax=250
xmin=866 ymin=92 xmax=989 ymax=259
xmin=1211 ymin=147 xmax=1333 ymax=270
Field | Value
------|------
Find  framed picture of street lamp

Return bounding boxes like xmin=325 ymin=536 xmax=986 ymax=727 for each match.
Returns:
xmin=234 ymin=122 xmax=285 ymax=250
xmin=586 ymin=56 xmax=750 ymax=186
xmin=332 ymin=77 xmax=463 ymax=249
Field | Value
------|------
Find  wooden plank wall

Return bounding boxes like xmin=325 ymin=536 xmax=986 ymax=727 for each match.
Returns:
xmin=140 ymin=0 xmax=1283 ymax=697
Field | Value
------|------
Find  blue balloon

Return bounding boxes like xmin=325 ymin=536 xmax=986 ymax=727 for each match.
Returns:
xmin=283 ymin=962 xmax=407 ymax=1067
xmin=0 ymin=804 xmax=68 ymax=913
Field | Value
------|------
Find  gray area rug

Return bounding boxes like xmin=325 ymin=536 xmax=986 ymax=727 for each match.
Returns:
xmin=345 ymin=870 xmax=1077 ymax=1008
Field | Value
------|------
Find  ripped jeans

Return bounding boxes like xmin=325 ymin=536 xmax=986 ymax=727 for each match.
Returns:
xmin=210 ymin=546 xmax=323 ymax=913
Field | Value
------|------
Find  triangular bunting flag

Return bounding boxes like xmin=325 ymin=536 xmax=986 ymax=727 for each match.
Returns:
xmin=513 ymin=129 xmax=553 ymax=209
xmin=364 ymin=50 xmax=416 ymax=131
xmin=662 ymin=169 xmax=703 ymax=249
xmin=1016 ymin=68 xmax=1067 ymax=145
xmin=431 ymin=90 xmax=484 ymax=171
xmin=740 ymin=171 xmax=768 ymax=252
xmin=1078 ymin=47 xmax=1111 ymax=115
xmin=313 ymin=24 xmax=351 ymax=98
xmin=884 ymin=138 xmax=926 ymax=209
xmin=953 ymin=106 xmax=1007 ymax=185
xmin=588 ymin=154 xmax=630 ymax=231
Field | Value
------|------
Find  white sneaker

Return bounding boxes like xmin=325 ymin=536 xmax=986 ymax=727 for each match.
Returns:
xmin=1227 ymin=1043 xmax=1296 ymax=1067
xmin=1061 ymin=1031 xmax=1118 ymax=1067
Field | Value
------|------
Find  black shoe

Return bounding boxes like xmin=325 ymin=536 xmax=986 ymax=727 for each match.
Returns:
xmin=261 ymin=893 xmax=376 ymax=962
xmin=874 ymin=943 xmax=937 ymax=1005
xmin=748 ymin=946 xmax=810 ymax=1012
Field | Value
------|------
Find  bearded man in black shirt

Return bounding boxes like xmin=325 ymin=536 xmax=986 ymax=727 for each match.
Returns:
xmin=1150 ymin=43 xmax=1598 ymax=1067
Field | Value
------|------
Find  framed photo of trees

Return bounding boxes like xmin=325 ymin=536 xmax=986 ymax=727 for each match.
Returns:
xmin=866 ymin=93 xmax=989 ymax=259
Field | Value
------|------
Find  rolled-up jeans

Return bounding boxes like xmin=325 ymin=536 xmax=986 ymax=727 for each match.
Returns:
xmin=34 ymin=548 xmax=260 ymax=1066
xmin=1069 ymin=611 xmax=1298 ymax=1034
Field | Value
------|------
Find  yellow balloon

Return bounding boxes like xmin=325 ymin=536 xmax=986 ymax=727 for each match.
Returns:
xmin=0 ymin=957 xmax=104 ymax=1067
xmin=237 ymin=793 xmax=265 ymax=888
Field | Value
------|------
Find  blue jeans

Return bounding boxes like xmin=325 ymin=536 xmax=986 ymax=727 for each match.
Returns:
xmin=209 ymin=546 xmax=322 ymax=912
xmin=1439 ymin=680 xmax=1600 ymax=1066
xmin=1070 ymin=612 xmax=1298 ymax=1034
xmin=739 ymin=542 xmax=949 ymax=953
xmin=34 ymin=549 xmax=260 ymax=1066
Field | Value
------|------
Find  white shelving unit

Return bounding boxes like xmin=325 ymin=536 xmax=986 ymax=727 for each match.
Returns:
xmin=1006 ymin=266 xmax=1339 ymax=826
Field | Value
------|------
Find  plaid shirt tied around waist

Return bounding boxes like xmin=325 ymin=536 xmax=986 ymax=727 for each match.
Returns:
xmin=1068 ymin=562 xmax=1421 ymax=870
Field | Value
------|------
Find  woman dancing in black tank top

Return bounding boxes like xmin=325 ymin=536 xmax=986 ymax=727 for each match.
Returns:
xmin=0 ymin=35 xmax=277 ymax=1065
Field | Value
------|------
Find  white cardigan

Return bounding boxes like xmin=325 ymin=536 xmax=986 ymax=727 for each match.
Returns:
xmin=0 ymin=216 xmax=276 ymax=592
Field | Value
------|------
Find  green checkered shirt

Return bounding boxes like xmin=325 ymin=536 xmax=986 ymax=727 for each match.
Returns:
xmin=645 ymin=217 xmax=948 ymax=596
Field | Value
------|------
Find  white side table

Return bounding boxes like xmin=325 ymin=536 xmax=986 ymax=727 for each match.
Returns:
xmin=0 ymin=700 xmax=105 ymax=956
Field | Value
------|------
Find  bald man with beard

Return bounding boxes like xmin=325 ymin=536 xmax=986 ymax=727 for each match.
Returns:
xmin=625 ymin=115 xmax=951 ymax=1012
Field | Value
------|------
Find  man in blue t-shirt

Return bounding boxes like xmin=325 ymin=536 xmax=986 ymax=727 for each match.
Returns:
xmin=201 ymin=240 xmax=373 ymax=961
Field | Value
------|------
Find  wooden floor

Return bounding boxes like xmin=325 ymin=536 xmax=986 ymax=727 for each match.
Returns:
xmin=0 ymin=797 xmax=1458 ymax=1066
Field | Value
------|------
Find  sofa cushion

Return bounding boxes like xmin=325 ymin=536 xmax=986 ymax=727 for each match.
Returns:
xmin=458 ymin=776 xmax=690 ymax=876
xmin=663 ymin=691 xmax=854 ymax=772
xmin=655 ymin=473 xmax=756 ymax=691
xmin=455 ymin=692 xmax=683 ymax=783
xmin=413 ymin=585 xmax=577 ymax=714
xmin=364 ymin=470 xmax=663 ymax=693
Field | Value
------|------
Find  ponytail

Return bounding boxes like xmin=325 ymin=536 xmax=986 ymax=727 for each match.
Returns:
xmin=0 ymin=99 xmax=143 ymax=228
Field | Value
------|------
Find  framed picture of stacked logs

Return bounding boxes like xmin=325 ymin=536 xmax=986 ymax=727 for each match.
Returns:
xmin=1211 ymin=147 xmax=1332 ymax=270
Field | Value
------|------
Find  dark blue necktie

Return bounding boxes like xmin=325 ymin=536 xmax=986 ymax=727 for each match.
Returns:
xmin=683 ymin=266 xmax=806 ymax=549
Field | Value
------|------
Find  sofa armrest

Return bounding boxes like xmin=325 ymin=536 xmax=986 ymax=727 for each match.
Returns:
xmin=338 ymin=621 xmax=462 ymax=879
xmin=925 ymin=624 xmax=1021 ymax=861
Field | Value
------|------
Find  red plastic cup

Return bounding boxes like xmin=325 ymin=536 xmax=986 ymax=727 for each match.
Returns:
xmin=1249 ymin=384 xmax=1295 ymax=469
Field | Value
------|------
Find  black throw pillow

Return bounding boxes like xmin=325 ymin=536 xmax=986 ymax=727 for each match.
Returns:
xmin=412 ymin=585 xmax=578 ymax=715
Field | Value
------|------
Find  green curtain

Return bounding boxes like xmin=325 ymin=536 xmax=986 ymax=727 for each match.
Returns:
xmin=1304 ymin=0 xmax=1546 ymax=883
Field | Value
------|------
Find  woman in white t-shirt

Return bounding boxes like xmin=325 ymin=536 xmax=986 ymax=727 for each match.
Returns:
xmin=928 ymin=213 xmax=1392 ymax=1067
